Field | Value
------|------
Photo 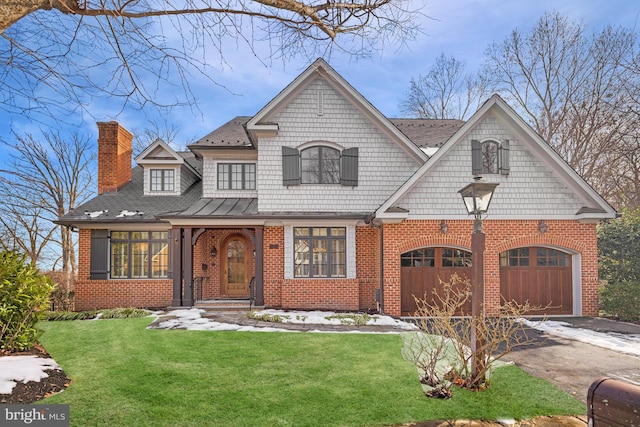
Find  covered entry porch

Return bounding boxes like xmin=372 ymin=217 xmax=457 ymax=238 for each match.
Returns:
xmin=160 ymin=197 xmax=265 ymax=308
xmin=169 ymin=225 xmax=264 ymax=308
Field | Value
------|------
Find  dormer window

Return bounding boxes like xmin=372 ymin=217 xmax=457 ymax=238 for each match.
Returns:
xmin=150 ymin=169 xmax=175 ymax=192
xmin=472 ymin=139 xmax=510 ymax=176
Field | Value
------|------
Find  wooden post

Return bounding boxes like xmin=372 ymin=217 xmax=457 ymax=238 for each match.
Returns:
xmin=471 ymin=219 xmax=486 ymax=385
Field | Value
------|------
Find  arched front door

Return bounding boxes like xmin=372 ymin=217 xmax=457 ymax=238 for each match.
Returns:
xmin=221 ymin=235 xmax=252 ymax=298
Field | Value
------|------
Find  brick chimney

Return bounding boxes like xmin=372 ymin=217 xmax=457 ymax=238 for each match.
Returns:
xmin=97 ymin=121 xmax=133 ymax=194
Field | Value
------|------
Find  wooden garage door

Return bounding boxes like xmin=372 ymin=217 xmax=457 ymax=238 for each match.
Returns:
xmin=500 ymin=247 xmax=572 ymax=315
xmin=400 ymin=247 xmax=472 ymax=316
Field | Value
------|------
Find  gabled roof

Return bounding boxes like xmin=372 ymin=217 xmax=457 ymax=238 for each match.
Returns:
xmin=375 ymin=94 xmax=617 ymax=221
xmin=135 ymin=138 xmax=201 ymax=177
xmin=246 ymin=58 xmax=429 ymax=163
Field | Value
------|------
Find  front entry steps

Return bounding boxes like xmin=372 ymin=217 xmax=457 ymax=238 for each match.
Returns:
xmin=194 ymin=299 xmax=263 ymax=311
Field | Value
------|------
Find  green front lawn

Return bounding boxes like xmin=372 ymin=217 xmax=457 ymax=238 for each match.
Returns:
xmin=38 ymin=318 xmax=584 ymax=426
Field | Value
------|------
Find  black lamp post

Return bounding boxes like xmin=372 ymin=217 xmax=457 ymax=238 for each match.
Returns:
xmin=458 ymin=177 xmax=498 ymax=385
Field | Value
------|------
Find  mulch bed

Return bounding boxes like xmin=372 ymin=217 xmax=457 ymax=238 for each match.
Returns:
xmin=0 ymin=344 xmax=71 ymax=404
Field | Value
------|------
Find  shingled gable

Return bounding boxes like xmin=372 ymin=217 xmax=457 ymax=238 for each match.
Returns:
xmin=246 ymin=58 xmax=428 ymax=164
xmin=374 ymin=94 xmax=618 ymax=222
xmin=135 ymin=138 xmax=200 ymax=176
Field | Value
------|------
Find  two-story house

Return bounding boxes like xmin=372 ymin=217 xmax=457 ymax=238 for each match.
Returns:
xmin=57 ymin=58 xmax=616 ymax=317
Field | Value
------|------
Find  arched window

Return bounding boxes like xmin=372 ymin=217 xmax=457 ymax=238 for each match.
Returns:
xmin=301 ymin=146 xmax=340 ymax=184
xmin=481 ymin=141 xmax=499 ymax=174
xmin=471 ymin=139 xmax=510 ymax=175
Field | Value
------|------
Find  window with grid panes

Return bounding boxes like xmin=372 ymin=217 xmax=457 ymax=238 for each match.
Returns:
xmin=293 ymin=227 xmax=345 ymax=278
xmin=110 ymin=231 xmax=169 ymax=279
xmin=499 ymin=248 xmax=530 ymax=267
xmin=150 ymin=169 xmax=175 ymax=192
xmin=217 ymin=163 xmax=256 ymax=190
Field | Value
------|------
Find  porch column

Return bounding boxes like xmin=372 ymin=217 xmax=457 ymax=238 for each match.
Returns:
xmin=171 ymin=227 xmax=183 ymax=306
xmin=182 ymin=227 xmax=194 ymax=306
xmin=254 ymin=226 xmax=264 ymax=306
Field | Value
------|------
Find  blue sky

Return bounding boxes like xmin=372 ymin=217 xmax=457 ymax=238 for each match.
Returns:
xmin=2 ymin=0 xmax=639 ymax=146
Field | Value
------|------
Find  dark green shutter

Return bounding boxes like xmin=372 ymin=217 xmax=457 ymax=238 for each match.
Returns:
xmin=499 ymin=140 xmax=510 ymax=175
xmin=340 ymin=147 xmax=358 ymax=186
xmin=282 ymin=146 xmax=301 ymax=186
xmin=471 ymin=140 xmax=482 ymax=175
xmin=90 ymin=229 xmax=109 ymax=280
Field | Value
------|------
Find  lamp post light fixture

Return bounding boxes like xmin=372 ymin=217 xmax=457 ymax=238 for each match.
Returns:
xmin=458 ymin=177 xmax=498 ymax=386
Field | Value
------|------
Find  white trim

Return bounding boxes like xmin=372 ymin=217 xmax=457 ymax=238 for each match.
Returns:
xmin=572 ymin=253 xmax=583 ymax=316
xmin=297 ymin=140 xmax=344 ymax=151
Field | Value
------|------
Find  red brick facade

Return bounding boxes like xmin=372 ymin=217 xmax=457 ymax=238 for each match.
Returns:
xmin=74 ymin=219 xmax=598 ymax=316
xmin=381 ymin=219 xmax=598 ymax=317
xmin=75 ymin=229 xmax=172 ymax=310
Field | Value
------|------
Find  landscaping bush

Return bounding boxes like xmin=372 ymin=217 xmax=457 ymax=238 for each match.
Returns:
xmin=98 ymin=308 xmax=150 ymax=319
xmin=44 ymin=307 xmax=150 ymax=321
xmin=599 ymin=280 xmax=640 ymax=322
xmin=598 ymin=206 xmax=640 ymax=322
xmin=44 ymin=310 xmax=99 ymax=321
xmin=0 ymin=251 xmax=55 ymax=353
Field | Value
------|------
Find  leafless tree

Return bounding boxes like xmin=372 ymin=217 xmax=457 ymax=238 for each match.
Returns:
xmin=0 ymin=0 xmax=423 ymax=124
xmin=401 ymin=53 xmax=486 ymax=119
xmin=482 ymin=11 xmax=638 ymax=207
xmin=0 ymin=132 xmax=95 ymax=281
xmin=0 ymin=200 xmax=57 ymax=267
xmin=132 ymin=119 xmax=186 ymax=157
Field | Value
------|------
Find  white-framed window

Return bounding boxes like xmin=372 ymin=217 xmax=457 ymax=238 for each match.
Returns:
xmin=150 ymin=169 xmax=175 ymax=192
xmin=293 ymin=227 xmax=346 ymax=278
xmin=217 ymin=163 xmax=256 ymax=190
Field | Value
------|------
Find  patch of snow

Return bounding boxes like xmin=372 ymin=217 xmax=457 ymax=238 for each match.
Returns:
xmin=519 ymin=319 xmax=640 ymax=357
xmin=252 ymin=309 xmax=418 ymax=330
xmin=421 ymin=147 xmax=439 ymax=157
xmin=116 ymin=210 xmax=143 ymax=218
xmin=0 ymin=356 xmax=60 ymax=394
xmin=151 ymin=308 xmax=416 ymax=333
xmin=84 ymin=210 xmax=107 ymax=218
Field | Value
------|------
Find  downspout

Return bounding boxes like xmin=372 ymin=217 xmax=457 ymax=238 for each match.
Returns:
xmin=379 ymin=222 xmax=384 ymax=314
xmin=366 ymin=213 xmax=384 ymax=314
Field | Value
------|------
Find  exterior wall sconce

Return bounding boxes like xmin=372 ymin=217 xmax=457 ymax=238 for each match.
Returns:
xmin=440 ymin=219 xmax=448 ymax=234
xmin=211 ymin=246 xmax=217 ymax=257
xmin=538 ymin=220 xmax=549 ymax=234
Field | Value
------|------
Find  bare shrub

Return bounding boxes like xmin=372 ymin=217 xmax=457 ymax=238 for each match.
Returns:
xmin=404 ymin=274 xmax=544 ymax=395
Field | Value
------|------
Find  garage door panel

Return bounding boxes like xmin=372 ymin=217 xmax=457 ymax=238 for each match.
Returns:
xmin=401 ymin=248 xmax=472 ymax=316
xmin=500 ymin=248 xmax=573 ymax=315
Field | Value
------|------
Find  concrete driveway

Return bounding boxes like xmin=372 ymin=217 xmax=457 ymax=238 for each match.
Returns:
xmin=502 ymin=317 xmax=640 ymax=404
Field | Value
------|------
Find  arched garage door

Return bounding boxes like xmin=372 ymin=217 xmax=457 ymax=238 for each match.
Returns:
xmin=400 ymin=247 xmax=472 ymax=316
xmin=500 ymin=247 xmax=573 ymax=315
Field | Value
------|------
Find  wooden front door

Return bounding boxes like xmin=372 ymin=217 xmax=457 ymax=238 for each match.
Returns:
xmin=221 ymin=235 xmax=251 ymax=298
